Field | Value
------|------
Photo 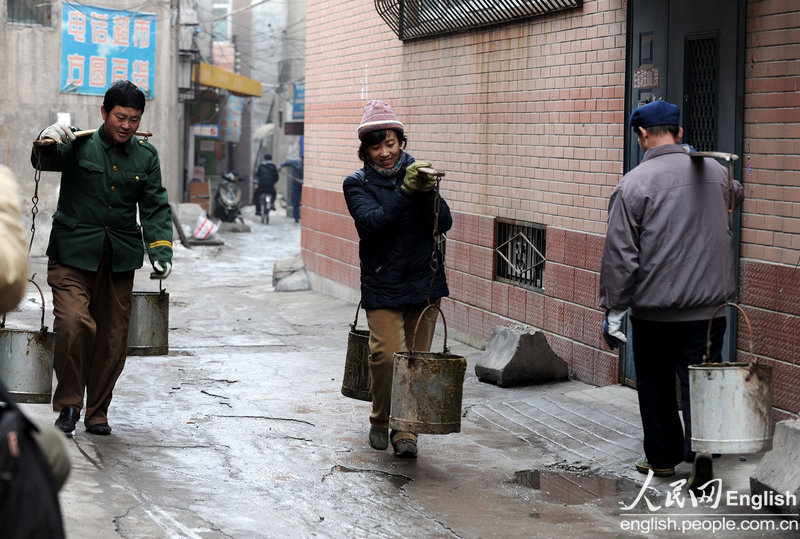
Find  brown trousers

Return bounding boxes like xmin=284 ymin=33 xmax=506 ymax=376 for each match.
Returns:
xmin=47 ymin=260 xmax=134 ymax=427
xmin=365 ymin=300 xmax=439 ymax=444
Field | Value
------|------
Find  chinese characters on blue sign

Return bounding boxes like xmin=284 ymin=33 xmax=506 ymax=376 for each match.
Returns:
xmin=220 ymin=96 xmax=243 ymax=143
xmin=60 ymin=4 xmax=156 ymax=98
xmin=292 ymin=83 xmax=305 ymax=120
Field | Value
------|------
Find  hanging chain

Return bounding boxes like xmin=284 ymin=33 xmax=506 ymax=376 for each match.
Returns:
xmin=30 ymin=147 xmax=43 ymax=254
xmin=3 ymin=147 xmax=43 ymax=329
xmin=426 ymin=170 xmax=446 ymax=304
xmin=724 ymin=156 xmax=736 ymax=304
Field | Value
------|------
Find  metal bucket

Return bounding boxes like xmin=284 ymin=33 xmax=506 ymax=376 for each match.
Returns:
xmin=341 ymin=302 xmax=372 ymax=401
xmin=0 ymin=281 xmax=56 ymax=404
xmin=689 ymin=304 xmax=773 ymax=454
xmin=127 ymin=290 xmax=169 ymax=356
xmin=389 ymin=305 xmax=467 ymax=435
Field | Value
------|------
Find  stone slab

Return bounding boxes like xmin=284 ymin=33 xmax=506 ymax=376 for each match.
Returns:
xmin=750 ymin=418 xmax=800 ymax=516
xmin=475 ymin=325 xmax=568 ymax=387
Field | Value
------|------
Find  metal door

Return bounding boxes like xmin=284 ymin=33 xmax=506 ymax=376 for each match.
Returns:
xmin=621 ymin=0 xmax=745 ymax=386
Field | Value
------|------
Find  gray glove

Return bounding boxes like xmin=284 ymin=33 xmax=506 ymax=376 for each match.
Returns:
xmin=602 ymin=309 xmax=628 ymax=350
xmin=40 ymin=122 xmax=76 ymax=144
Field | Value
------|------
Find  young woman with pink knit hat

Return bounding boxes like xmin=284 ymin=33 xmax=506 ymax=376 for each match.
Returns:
xmin=343 ymin=100 xmax=452 ymax=458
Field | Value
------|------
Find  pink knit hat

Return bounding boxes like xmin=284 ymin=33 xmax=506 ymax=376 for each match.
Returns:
xmin=357 ymin=99 xmax=404 ymax=139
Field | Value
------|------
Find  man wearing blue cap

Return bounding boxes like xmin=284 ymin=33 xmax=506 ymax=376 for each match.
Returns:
xmin=598 ymin=100 xmax=744 ymax=486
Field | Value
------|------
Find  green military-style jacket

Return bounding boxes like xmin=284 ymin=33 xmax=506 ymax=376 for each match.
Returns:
xmin=31 ymin=125 xmax=172 ymax=272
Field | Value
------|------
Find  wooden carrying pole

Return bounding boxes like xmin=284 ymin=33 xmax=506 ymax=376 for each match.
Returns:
xmin=33 ymin=129 xmax=153 ymax=146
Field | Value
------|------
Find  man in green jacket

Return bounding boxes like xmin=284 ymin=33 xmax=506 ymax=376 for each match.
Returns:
xmin=31 ymin=80 xmax=173 ymax=435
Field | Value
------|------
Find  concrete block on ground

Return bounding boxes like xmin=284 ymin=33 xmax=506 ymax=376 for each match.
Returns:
xmin=475 ymin=325 xmax=568 ymax=387
xmin=274 ymin=256 xmax=310 ymax=291
xmin=750 ymin=418 xmax=800 ymax=516
xmin=218 ymin=221 xmax=251 ymax=233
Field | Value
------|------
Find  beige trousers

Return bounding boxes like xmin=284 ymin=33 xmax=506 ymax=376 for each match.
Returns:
xmin=365 ymin=300 xmax=439 ymax=444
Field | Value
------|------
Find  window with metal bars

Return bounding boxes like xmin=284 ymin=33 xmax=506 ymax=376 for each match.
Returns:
xmin=375 ymin=0 xmax=583 ymax=41
xmin=495 ymin=219 xmax=546 ymax=290
xmin=683 ymin=36 xmax=718 ymax=151
xmin=6 ymin=0 xmax=52 ymax=26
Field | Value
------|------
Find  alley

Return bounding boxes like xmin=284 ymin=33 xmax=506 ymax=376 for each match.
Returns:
xmin=14 ymin=208 xmax=794 ymax=538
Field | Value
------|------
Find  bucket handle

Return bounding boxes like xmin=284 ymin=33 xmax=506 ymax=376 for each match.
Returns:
xmin=0 ymin=277 xmax=49 ymax=336
xmin=704 ymin=302 xmax=756 ymax=370
xmin=351 ymin=301 xmax=363 ymax=332
xmin=410 ymin=302 xmax=449 ymax=355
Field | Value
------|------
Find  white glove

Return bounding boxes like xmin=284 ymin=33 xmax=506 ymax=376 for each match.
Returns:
xmin=152 ymin=260 xmax=172 ymax=279
xmin=606 ymin=310 xmax=628 ymax=344
xmin=40 ymin=122 xmax=76 ymax=144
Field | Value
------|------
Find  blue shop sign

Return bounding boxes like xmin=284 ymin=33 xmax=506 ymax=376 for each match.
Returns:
xmin=292 ymin=83 xmax=305 ymax=120
xmin=60 ymin=4 xmax=156 ymax=98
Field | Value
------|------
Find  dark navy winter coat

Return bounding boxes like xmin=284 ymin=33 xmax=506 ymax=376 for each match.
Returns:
xmin=343 ymin=155 xmax=452 ymax=310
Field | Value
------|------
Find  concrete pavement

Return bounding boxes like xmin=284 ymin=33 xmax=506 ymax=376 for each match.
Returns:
xmin=10 ymin=206 xmax=798 ymax=537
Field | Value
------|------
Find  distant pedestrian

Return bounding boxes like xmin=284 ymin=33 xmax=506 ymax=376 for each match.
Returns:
xmin=342 ymin=99 xmax=452 ymax=458
xmin=254 ymin=154 xmax=278 ymax=216
xmin=31 ymin=80 xmax=174 ymax=436
xmin=599 ymin=100 xmax=743 ymax=485
xmin=280 ymin=157 xmax=303 ymax=222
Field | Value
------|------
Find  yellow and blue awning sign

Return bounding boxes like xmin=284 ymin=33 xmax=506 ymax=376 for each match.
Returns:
xmin=60 ymin=4 xmax=156 ymax=98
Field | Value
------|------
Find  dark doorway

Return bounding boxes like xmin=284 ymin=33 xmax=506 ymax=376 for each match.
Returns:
xmin=620 ymin=0 xmax=745 ymax=386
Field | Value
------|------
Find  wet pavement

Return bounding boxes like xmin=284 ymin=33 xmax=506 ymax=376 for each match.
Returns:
xmin=11 ymin=206 xmax=798 ymax=537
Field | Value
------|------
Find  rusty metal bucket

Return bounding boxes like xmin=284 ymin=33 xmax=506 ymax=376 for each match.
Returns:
xmin=0 ymin=280 xmax=56 ymax=404
xmin=690 ymin=304 xmax=773 ymax=454
xmin=127 ymin=289 xmax=169 ymax=356
xmin=341 ymin=302 xmax=372 ymax=401
xmin=390 ymin=304 xmax=467 ymax=434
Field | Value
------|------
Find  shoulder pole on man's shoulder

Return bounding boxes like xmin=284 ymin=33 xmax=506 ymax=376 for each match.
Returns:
xmin=33 ymin=130 xmax=154 ymax=147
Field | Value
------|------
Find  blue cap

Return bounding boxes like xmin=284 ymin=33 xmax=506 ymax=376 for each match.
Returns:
xmin=630 ymin=100 xmax=680 ymax=130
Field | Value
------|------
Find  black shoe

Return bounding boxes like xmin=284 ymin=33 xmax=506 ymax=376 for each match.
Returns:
xmin=86 ymin=423 xmax=112 ymax=435
xmin=393 ymin=438 xmax=418 ymax=459
xmin=687 ymin=453 xmax=714 ymax=495
xmin=54 ymin=407 xmax=80 ymax=433
xmin=369 ymin=427 xmax=388 ymax=450
xmin=635 ymin=457 xmax=675 ymax=477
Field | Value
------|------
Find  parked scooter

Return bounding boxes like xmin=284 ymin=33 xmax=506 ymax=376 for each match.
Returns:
xmin=213 ymin=172 xmax=243 ymax=223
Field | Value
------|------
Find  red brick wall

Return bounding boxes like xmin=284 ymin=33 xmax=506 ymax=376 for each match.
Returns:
xmin=739 ymin=1 xmax=800 ymax=421
xmin=305 ymin=0 xmax=626 ymax=386
xmin=304 ymin=0 xmax=800 ymax=415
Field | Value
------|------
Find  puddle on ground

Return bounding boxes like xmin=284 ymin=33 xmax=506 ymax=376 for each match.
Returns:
xmin=513 ymin=469 xmax=656 ymax=506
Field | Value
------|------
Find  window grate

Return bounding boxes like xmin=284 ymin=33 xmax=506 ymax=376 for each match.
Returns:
xmin=684 ymin=37 xmax=718 ymax=151
xmin=495 ymin=219 xmax=546 ymax=290
xmin=375 ymin=0 xmax=582 ymax=41
xmin=6 ymin=0 xmax=51 ymax=26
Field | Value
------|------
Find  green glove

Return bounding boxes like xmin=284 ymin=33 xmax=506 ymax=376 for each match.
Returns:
xmin=420 ymin=173 xmax=437 ymax=192
xmin=401 ymin=161 xmax=433 ymax=193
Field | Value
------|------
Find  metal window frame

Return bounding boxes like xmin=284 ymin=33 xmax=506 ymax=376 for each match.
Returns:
xmin=375 ymin=0 xmax=583 ymax=41
xmin=6 ymin=0 xmax=52 ymax=26
xmin=495 ymin=218 xmax=546 ymax=291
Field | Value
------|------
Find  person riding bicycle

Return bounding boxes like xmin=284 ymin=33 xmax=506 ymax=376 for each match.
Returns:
xmin=254 ymin=154 xmax=278 ymax=216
